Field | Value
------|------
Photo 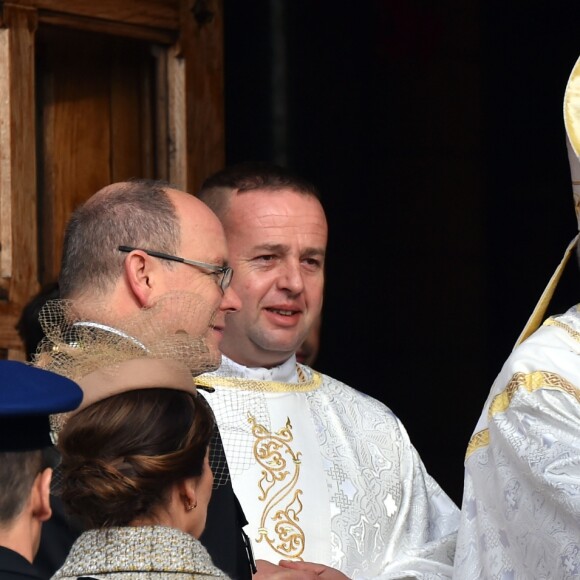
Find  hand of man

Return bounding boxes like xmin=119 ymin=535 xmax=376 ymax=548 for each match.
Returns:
xmin=254 ymin=559 xmax=320 ymax=580
xmin=253 ymin=560 xmax=350 ymax=580
xmin=278 ymin=560 xmax=351 ymax=580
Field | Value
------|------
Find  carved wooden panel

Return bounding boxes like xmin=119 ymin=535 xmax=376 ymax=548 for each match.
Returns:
xmin=37 ymin=27 xmax=161 ymax=284
xmin=0 ymin=5 xmax=39 ymax=361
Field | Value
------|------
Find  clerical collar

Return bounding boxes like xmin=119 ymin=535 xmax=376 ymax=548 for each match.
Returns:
xmin=218 ymin=355 xmax=299 ymax=383
xmin=196 ymin=354 xmax=321 ymax=392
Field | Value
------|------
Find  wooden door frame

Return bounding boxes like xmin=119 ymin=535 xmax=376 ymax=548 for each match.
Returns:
xmin=0 ymin=0 xmax=224 ymax=358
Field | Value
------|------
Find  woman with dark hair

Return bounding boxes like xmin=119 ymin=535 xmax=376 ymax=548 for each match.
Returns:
xmin=49 ymin=359 xmax=228 ymax=580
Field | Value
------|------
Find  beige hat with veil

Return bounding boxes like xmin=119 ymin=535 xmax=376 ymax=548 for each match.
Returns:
xmin=33 ymin=292 xmax=236 ymax=491
xmin=513 ymin=55 xmax=580 ymax=347
xmin=32 ymin=293 xmax=220 ymax=436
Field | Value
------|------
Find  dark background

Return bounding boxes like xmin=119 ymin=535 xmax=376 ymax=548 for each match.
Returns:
xmin=222 ymin=0 xmax=580 ymax=506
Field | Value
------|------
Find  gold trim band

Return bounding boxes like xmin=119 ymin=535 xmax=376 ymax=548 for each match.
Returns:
xmin=465 ymin=370 xmax=580 ymax=460
xmin=544 ymin=316 xmax=580 ymax=342
xmin=195 ymin=368 xmax=323 ymax=393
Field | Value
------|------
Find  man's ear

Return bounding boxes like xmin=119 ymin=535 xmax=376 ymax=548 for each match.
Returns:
xmin=124 ymin=251 xmax=156 ymax=307
xmin=32 ymin=468 xmax=53 ymax=523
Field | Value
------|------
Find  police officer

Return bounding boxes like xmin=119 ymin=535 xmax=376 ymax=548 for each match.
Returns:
xmin=0 ymin=361 xmax=82 ymax=579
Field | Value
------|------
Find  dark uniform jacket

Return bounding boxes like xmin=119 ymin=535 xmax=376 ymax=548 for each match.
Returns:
xmin=0 ymin=546 xmax=44 ymax=580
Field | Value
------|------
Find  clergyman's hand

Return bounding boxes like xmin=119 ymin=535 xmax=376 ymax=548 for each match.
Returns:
xmin=254 ymin=559 xmax=320 ymax=580
xmin=279 ymin=560 xmax=351 ymax=580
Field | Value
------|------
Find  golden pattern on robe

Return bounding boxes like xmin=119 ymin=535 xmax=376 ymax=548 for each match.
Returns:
xmin=195 ymin=366 xmax=322 ymax=393
xmin=249 ymin=413 xmax=305 ymax=560
xmin=544 ymin=316 xmax=580 ymax=342
xmin=465 ymin=370 xmax=579 ymax=459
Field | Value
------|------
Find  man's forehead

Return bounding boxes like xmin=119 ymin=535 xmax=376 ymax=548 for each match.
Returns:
xmin=233 ymin=186 xmax=321 ymax=208
xmin=231 ymin=193 xmax=326 ymax=226
xmin=253 ymin=241 xmax=325 ymax=253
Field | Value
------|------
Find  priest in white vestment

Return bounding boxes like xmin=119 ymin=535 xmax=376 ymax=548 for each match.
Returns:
xmin=198 ymin=356 xmax=460 ymax=579
xmin=453 ymin=54 xmax=580 ymax=579
xmin=196 ymin=162 xmax=460 ymax=580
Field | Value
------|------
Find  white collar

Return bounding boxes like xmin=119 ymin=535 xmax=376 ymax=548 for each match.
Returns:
xmin=217 ymin=354 xmax=299 ymax=382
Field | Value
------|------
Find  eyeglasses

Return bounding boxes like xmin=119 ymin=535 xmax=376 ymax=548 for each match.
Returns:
xmin=118 ymin=245 xmax=233 ymax=293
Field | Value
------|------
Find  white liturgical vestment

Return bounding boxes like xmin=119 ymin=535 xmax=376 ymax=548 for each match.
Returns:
xmin=453 ymin=305 xmax=580 ymax=579
xmin=197 ymin=355 xmax=460 ymax=579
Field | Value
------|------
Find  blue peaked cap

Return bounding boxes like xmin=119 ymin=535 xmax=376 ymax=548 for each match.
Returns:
xmin=0 ymin=360 xmax=83 ymax=451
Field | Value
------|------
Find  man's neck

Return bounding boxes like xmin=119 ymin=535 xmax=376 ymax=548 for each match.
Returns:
xmin=219 ymin=347 xmax=296 ymax=371
xmin=0 ymin=519 xmax=39 ymax=564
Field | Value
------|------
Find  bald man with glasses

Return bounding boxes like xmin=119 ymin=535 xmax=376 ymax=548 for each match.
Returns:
xmin=33 ymin=178 xmax=255 ymax=580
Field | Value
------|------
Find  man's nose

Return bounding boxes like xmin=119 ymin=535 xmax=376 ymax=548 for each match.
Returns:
xmin=220 ymin=285 xmax=242 ymax=312
xmin=276 ymin=262 xmax=305 ymax=293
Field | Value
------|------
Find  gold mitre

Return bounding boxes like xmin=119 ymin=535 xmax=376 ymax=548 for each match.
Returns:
xmin=514 ymin=55 xmax=580 ymax=348
xmin=565 ymin=55 xmax=580 ymax=227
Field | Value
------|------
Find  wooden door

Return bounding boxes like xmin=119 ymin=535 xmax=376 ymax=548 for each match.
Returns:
xmin=0 ymin=0 xmax=225 ymax=360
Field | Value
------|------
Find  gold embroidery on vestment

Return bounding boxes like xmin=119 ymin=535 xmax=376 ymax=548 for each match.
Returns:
xmin=249 ymin=414 xmax=305 ymax=560
xmin=465 ymin=370 xmax=579 ymax=460
xmin=195 ymin=367 xmax=322 ymax=393
xmin=544 ymin=317 xmax=580 ymax=342
xmin=465 ymin=429 xmax=489 ymax=460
